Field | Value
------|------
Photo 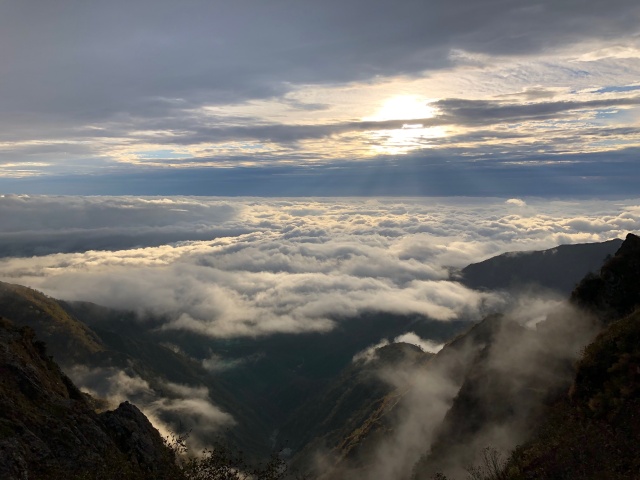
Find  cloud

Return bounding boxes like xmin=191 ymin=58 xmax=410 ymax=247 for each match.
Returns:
xmin=505 ymin=198 xmax=526 ymax=207
xmin=353 ymin=332 xmax=444 ymax=364
xmin=431 ymin=96 xmax=640 ymax=126
xmin=0 ymin=0 xmax=639 ymax=185
xmin=68 ymin=365 xmax=234 ymax=447
xmin=4 ymin=144 xmax=640 ymax=197
xmin=0 ymin=196 xmax=637 ymax=339
xmin=2 ymin=0 xmax=637 ymax=117
xmin=0 ymin=195 xmax=244 ymax=257
xmin=327 ymin=297 xmax=600 ymax=479
xmin=394 ymin=332 xmax=444 ymax=354
xmin=353 ymin=339 xmax=391 ymax=364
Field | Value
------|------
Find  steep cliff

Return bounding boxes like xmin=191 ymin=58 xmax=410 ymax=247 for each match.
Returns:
xmin=0 ymin=317 xmax=181 ymax=480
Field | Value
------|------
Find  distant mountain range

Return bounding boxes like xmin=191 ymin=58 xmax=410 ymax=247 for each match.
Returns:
xmin=2 ymin=234 xmax=640 ymax=479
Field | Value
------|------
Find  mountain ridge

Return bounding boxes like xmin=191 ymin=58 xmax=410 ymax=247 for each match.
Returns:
xmin=458 ymin=238 xmax=622 ymax=295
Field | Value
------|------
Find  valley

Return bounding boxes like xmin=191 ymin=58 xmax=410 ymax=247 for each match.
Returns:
xmin=2 ymin=234 xmax=637 ymax=479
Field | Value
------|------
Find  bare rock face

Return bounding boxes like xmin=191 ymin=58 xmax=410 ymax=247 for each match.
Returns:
xmin=100 ymin=401 xmax=176 ymax=475
xmin=0 ymin=317 xmax=180 ymax=480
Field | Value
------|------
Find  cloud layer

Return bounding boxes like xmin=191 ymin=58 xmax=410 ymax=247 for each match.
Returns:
xmin=0 ymin=196 xmax=638 ymax=339
xmin=0 ymin=2 xmax=639 ymax=193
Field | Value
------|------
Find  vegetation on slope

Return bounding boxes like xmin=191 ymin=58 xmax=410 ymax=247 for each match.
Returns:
xmin=0 ymin=282 xmax=105 ymax=361
xmin=501 ymin=308 xmax=640 ymax=479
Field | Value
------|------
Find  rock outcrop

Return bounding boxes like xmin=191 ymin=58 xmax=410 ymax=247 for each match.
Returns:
xmin=0 ymin=317 xmax=181 ymax=480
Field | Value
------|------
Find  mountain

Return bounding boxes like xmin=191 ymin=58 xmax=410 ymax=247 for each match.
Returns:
xmin=283 ymin=342 xmax=432 ymax=471
xmin=502 ymin=308 xmax=640 ymax=479
xmin=0 ymin=279 xmax=468 ymax=459
xmin=0 ymin=282 xmax=105 ymax=363
xmin=570 ymin=232 xmax=640 ymax=323
xmin=290 ymin=313 xmax=529 ymax=479
xmin=498 ymin=233 xmax=640 ymax=479
xmin=413 ymin=233 xmax=640 ymax=479
xmin=0 ymin=317 xmax=180 ymax=480
xmin=2 ymin=234 xmax=636 ymax=479
xmin=0 ymin=283 xmax=272 ymax=457
xmin=458 ymin=238 xmax=622 ymax=295
xmin=307 ymin=234 xmax=638 ymax=479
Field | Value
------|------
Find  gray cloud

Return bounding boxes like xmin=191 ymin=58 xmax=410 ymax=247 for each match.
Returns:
xmin=34 ymin=95 xmax=636 ymax=148
xmin=6 ymin=145 xmax=640 ymax=197
xmin=0 ymin=2 xmax=637 ymax=154
xmin=2 ymin=1 xmax=638 ymax=118
xmin=0 ymin=195 xmax=245 ymax=256
xmin=431 ymin=96 xmax=640 ymax=126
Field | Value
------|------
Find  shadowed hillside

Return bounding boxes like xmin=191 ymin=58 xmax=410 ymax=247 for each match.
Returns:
xmin=459 ymin=238 xmax=622 ymax=295
xmin=0 ymin=317 xmax=180 ymax=480
xmin=498 ymin=234 xmax=640 ymax=479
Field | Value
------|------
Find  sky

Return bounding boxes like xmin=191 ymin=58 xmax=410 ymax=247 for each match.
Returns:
xmin=1 ymin=0 xmax=639 ymax=196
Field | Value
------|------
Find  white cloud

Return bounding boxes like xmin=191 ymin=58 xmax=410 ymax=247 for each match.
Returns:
xmin=394 ymin=332 xmax=444 ymax=354
xmin=0 ymin=196 xmax=637 ymax=338
xmin=505 ymin=198 xmax=526 ymax=207
xmin=353 ymin=339 xmax=391 ymax=364
xmin=353 ymin=332 xmax=445 ymax=365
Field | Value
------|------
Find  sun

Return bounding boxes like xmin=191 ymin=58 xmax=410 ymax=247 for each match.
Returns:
xmin=364 ymin=95 xmax=435 ymax=122
xmin=362 ymin=95 xmax=443 ymax=154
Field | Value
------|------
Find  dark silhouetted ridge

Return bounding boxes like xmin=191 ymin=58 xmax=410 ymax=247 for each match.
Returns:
xmin=459 ymin=238 xmax=622 ymax=295
xmin=0 ymin=317 xmax=180 ymax=480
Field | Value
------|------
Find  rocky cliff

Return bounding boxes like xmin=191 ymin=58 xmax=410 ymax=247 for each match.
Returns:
xmin=0 ymin=317 xmax=181 ymax=480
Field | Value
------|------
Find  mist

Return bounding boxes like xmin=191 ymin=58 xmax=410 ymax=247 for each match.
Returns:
xmin=0 ymin=195 xmax=637 ymax=474
xmin=314 ymin=294 xmax=601 ymax=479
xmin=68 ymin=365 xmax=235 ymax=450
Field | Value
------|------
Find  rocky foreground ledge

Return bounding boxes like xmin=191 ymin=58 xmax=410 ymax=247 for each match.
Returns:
xmin=0 ymin=317 xmax=181 ymax=480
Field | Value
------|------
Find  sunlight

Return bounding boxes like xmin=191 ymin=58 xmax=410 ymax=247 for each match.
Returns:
xmin=365 ymin=95 xmax=435 ymax=122
xmin=369 ymin=125 xmax=447 ymax=155
xmin=363 ymin=95 xmax=443 ymax=154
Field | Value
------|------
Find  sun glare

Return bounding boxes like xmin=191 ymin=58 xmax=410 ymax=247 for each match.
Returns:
xmin=363 ymin=95 xmax=443 ymax=154
xmin=365 ymin=95 xmax=435 ymax=122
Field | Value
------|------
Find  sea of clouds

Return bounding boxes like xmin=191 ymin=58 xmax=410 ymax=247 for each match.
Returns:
xmin=1 ymin=195 xmax=638 ymax=339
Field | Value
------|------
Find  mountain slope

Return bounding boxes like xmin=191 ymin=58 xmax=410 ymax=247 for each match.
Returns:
xmin=503 ymin=307 xmax=640 ymax=479
xmin=0 ymin=317 xmax=180 ymax=480
xmin=497 ymin=234 xmax=640 ymax=479
xmin=308 ymin=236 xmax=636 ymax=479
xmin=284 ymin=343 xmax=431 ymax=470
xmin=64 ymin=302 xmax=468 ymax=455
xmin=570 ymin=233 xmax=640 ymax=322
xmin=0 ymin=282 xmax=105 ymax=363
xmin=0 ymin=284 xmax=272 ymax=458
xmin=458 ymin=238 xmax=622 ymax=295
xmin=413 ymin=234 xmax=640 ymax=479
